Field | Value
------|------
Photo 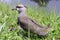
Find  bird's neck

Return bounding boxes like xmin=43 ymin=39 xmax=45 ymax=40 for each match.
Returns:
xmin=18 ymin=11 xmax=26 ymax=17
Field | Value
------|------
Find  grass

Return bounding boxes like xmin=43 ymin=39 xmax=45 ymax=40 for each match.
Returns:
xmin=0 ymin=3 xmax=60 ymax=40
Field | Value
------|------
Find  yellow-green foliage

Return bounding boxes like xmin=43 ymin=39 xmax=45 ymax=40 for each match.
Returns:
xmin=0 ymin=3 xmax=60 ymax=40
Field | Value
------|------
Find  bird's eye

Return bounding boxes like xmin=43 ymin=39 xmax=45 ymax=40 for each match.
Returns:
xmin=16 ymin=6 xmax=22 ymax=8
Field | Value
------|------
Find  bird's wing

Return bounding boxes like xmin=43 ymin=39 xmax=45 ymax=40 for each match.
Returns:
xmin=18 ymin=16 xmax=43 ymax=28
xmin=26 ymin=17 xmax=43 ymax=28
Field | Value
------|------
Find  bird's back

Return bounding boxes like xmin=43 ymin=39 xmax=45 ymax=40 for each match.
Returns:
xmin=18 ymin=16 xmax=50 ymax=36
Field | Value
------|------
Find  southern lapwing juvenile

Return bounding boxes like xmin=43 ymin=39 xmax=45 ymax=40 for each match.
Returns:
xmin=12 ymin=4 xmax=50 ymax=36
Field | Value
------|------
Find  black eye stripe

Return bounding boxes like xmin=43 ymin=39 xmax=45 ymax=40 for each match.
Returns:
xmin=16 ymin=6 xmax=22 ymax=8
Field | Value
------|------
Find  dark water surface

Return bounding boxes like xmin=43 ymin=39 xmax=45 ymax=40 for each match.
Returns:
xmin=0 ymin=0 xmax=60 ymax=13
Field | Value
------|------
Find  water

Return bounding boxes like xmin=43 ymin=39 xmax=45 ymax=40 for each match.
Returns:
xmin=47 ymin=0 xmax=60 ymax=13
xmin=0 ymin=0 xmax=60 ymax=13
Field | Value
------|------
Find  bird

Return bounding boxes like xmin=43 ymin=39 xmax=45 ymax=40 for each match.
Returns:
xmin=12 ymin=4 xmax=51 ymax=36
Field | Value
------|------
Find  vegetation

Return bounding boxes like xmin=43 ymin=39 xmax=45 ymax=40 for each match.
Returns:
xmin=0 ymin=3 xmax=60 ymax=40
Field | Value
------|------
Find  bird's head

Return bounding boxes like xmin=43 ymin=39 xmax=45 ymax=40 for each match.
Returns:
xmin=12 ymin=4 xmax=27 ymax=12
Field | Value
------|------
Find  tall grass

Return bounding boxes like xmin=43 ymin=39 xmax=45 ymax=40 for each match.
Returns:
xmin=0 ymin=3 xmax=60 ymax=40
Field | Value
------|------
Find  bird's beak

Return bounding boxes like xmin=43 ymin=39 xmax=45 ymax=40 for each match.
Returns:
xmin=12 ymin=8 xmax=17 ymax=10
